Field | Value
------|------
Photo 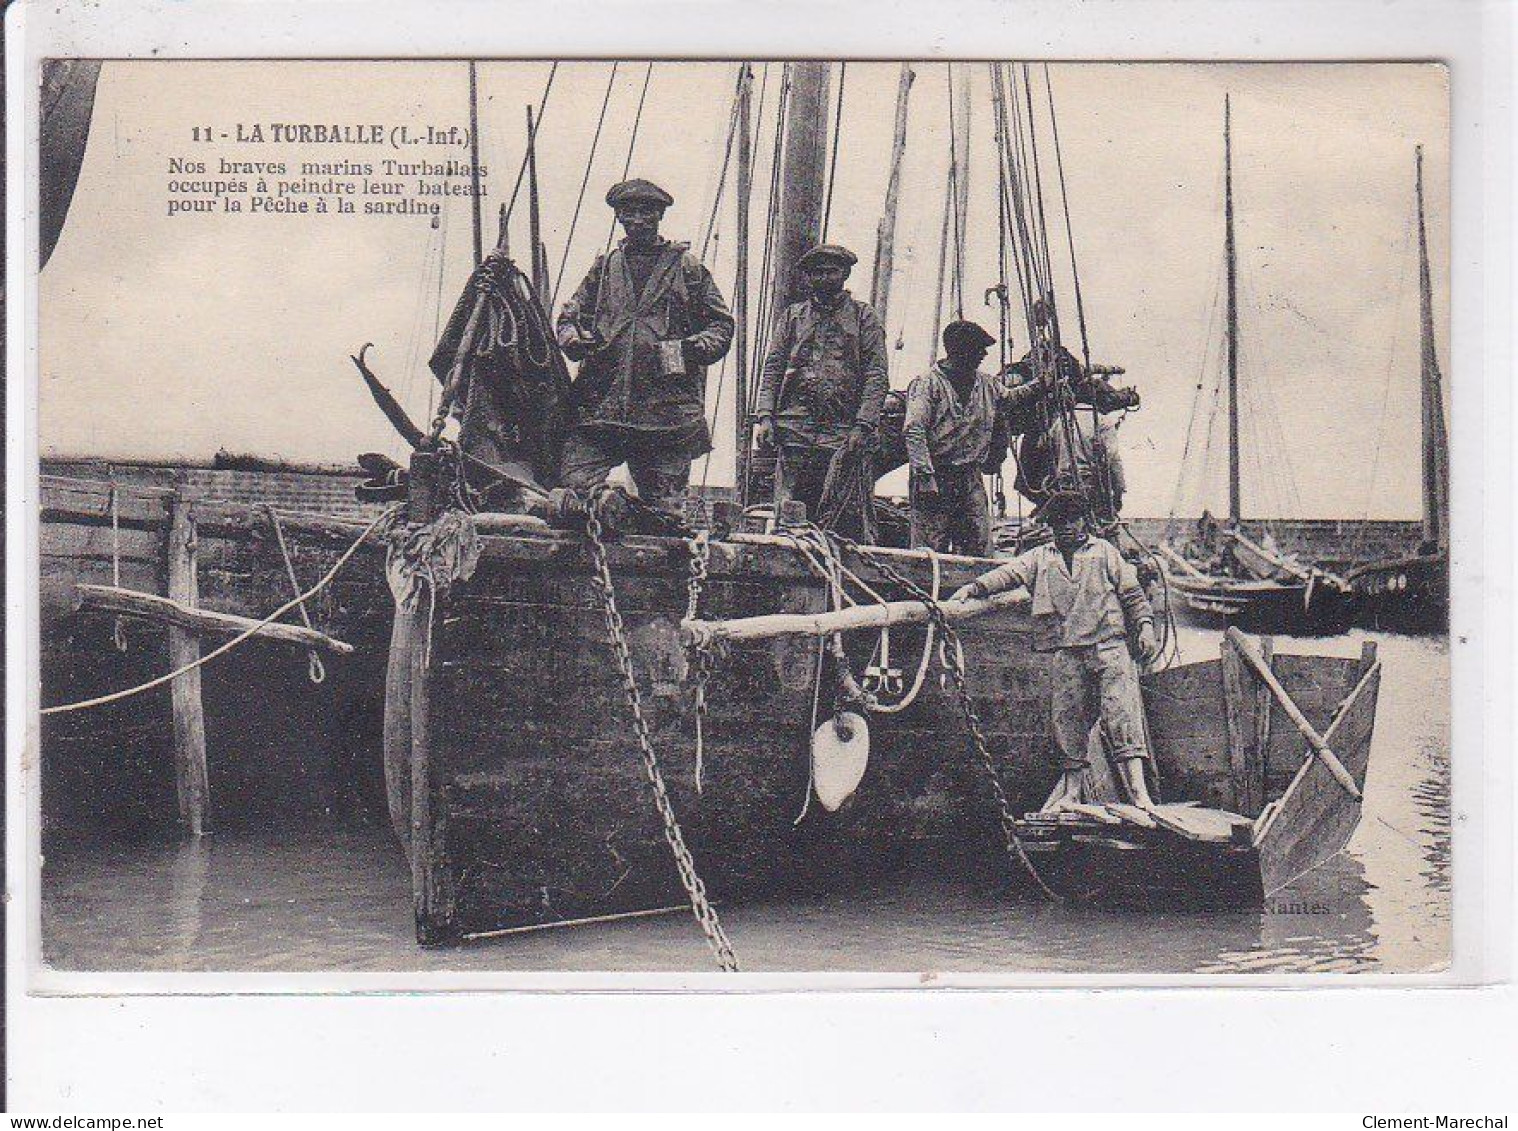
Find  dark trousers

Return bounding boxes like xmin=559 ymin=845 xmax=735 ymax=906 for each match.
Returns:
xmin=559 ymin=426 xmax=692 ymax=513
xmin=910 ymin=465 xmax=992 ymax=556
xmin=774 ymin=443 xmax=875 ymax=543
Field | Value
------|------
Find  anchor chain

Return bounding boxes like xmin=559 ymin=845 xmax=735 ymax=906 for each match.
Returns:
xmin=585 ymin=494 xmax=739 ymax=971
xmin=831 ymin=533 xmax=1062 ymax=903
xmin=685 ymin=530 xmax=715 ymax=793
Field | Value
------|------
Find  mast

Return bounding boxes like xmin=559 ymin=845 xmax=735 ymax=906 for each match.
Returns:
xmin=869 ymin=64 xmax=915 ymax=329
xmin=526 ymin=105 xmax=549 ymax=297
xmin=1415 ymin=145 xmax=1450 ymax=549
xmin=468 ymin=61 xmax=484 ymax=265
xmin=734 ymin=65 xmax=755 ymax=498
xmin=767 ymin=62 xmax=832 ymax=317
xmin=1224 ymin=94 xmax=1241 ymax=522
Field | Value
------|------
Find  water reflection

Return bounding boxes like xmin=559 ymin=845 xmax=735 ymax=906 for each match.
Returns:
xmin=41 ymin=628 xmax=1449 ymax=975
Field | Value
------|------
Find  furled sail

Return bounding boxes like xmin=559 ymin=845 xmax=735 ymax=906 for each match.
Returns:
xmin=40 ymin=59 xmax=103 ymax=269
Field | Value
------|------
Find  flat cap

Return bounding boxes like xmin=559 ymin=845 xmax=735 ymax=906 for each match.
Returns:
xmin=797 ymin=243 xmax=858 ymax=270
xmin=606 ymin=178 xmax=674 ymax=209
xmin=1041 ymin=490 xmax=1092 ymax=525
xmin=942 ymin=319 xmax=997 ymax=352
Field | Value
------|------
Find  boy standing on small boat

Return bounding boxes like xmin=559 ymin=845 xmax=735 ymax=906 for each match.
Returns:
xmin=952 ymin=491 xmax=1160 ymax=811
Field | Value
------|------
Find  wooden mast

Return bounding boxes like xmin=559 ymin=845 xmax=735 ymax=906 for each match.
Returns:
xmin=869 ymin=64 xmax=915 ymax=330
xmin=734 ymin=65 xmax=756 ymax=497
xmin=1225 ymin=94 xmax=1242 ymax=523
xmin=1415 ymin=145 xmax=1449 ymax=550
xmin=527 ymin=105 xmax=549 ymax=298
xmin=468 ymin=61 xmax=484 ymax=265
xmin=767 ymin=62 xmax=831 ymax=317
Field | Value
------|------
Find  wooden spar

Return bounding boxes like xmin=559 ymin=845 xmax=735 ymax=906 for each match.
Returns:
xmin=734 ymin=65 xmax=755 ymax=496
xmin=76 ymin=585 xmax=356 ymax=655
xmin=767 ymin=62 xmax=830 ymax=315
xmin=1226 ymin=527 xmax=1352 ymax=591
xmin=165 ymin=497 xmax=210 ymax=837
xmin=1157 ymin=541 xmax=1210 ymax=580
xmin=683 ymin=589 xmax=1027 ymax=648
xmin=1224 ymin=627 xmax=1362 ymax=801
xmin=953 ymin=65 xmax=972 ymax=321
xmin=725 ymin=530 xmax=991 ymax=570
xmin=926 ymin=163 xmax=953 ymax=370
xmin=869 ymin=64 xmax=915 ymax=329
xmin=1416 ymin=145 xmax=1450 ymax=550
xmin=527 ymin=105 xmax=550 ymax=299
xmin=1224 ymin=94 xmax=1241 ymax=522
xmin=468 ymin=61 xmax=484 ymax=265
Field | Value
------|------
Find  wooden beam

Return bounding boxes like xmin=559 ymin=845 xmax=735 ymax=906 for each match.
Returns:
xmin=76 ymin=584 xmax=355 ymax=655
xmin=683 ymin=589 xmax=1027 ymax=648
xmin=1220 ymin=631 xmax=1266 ymax=815
xmin=1224 ymin=627 xmax=1362 ymax=802
xmin=166 ymin=498 xmax=210 ymax=837
xmin=1157 ymin=541 xmax=1210 ymax=580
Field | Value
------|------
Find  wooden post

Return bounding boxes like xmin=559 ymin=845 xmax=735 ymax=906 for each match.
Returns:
xmin=410 ymin=585 xmax=457 ymax=944
xmin=767 ymin=62 xmax=830 ymax=317
xmin=1220 ymin=631 xmax=1267 ymax=815
xmin=1224 ymin=627 xmax=1362 ymax=802
xmin=166 ymin=495 xmax=210 ymax=836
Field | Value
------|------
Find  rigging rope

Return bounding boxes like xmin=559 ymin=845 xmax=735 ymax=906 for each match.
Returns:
xmin=549 ymin=61 xmax=620 ymax=312
xmin=1043 ymin=64 xmax=1091 ymax=373
xmin=41 ymin=506 xmax=400 ymax=716
xmin=263 ymin=504 xmax=327 ymax=685
xmin=819 ymin=61 xmax=847 ymax=243
xmin=501 ymin=63 xmax=560 ymax=230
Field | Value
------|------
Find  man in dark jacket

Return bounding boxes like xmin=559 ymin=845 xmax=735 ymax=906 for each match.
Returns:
xmin=753 ymin=244 xmax=889 ymax=540
xmin=555 ymin=178 xmax=734 ymax=514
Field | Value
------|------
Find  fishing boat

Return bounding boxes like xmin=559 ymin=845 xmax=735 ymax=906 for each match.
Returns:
xmin=1161 ymin=97 xmax=1358 ymax=636
xmin=1344 ymin=147 xmax=1450 ymax=633
xmin=37 ymin=61 xmax=1385 ymax=963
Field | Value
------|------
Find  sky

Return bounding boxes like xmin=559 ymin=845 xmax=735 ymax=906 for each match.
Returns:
xmin=40 ymin=60 xmax=1449 ymax=519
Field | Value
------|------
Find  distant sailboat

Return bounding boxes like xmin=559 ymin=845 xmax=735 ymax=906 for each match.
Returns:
xmin=1161 ymin=96 xmax=1358 ymax=636
xmin=1346 ymin=147 xmax=1450 ymax=632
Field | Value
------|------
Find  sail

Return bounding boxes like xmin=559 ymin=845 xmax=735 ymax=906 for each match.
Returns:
xmin=40 ymin=60 xmax=103 ymax=268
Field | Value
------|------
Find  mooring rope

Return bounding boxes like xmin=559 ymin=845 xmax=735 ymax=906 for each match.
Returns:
xmin=41 ymin=505 xmax=400 ymax=716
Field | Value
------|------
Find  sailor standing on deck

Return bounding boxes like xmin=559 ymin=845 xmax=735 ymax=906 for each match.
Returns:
xmin=754 ymin=244 xmax=890 ymax=541
xmin=952 ymin=491 xmax=1161 ymax=811
xmin=903 ymin=320 xmax=1008 ymax=556
xmin=555 ymin=179 xmax=735 ymax=515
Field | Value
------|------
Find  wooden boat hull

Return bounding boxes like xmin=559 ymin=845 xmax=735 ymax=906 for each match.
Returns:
xmin=36 ymin=479 xmax=1383 ymax=944
xmin=1349 ymin=552 xmax=1447 ymax=634
xmin=1167 ymin=572 xmax=1359 ymax=636
xmin=391 ymin=524 xmax=1383 ymax=942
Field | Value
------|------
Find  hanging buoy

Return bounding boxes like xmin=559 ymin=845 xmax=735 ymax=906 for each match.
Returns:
xmin=811 ymin=711 xmax=869 ymax=812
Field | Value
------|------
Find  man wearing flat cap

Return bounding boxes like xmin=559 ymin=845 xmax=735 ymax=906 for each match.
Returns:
xmin=755 ymin=243 xmax=889 ymax=540
xmin=902 ymin=320 xmax=1008 ymax=556
xmin=555 ymin=178 xmax=734 ymax=515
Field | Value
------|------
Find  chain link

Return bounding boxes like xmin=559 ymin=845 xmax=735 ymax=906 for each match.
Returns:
xmin=828 ymin=531 xmax=1063 ymax=902
xmin=685 ymin=530 xmax=712 ymax=793
xmin=585 ymin=495 xmax=739 ymax=971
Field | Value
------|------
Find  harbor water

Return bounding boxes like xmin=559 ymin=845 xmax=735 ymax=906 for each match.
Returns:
xmin=39 ymin=627 xmax=1450 ymax=975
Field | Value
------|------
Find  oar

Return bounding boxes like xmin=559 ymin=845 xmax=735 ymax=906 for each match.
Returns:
xmin=1224 ymin=627 xmax=1362 ymax=802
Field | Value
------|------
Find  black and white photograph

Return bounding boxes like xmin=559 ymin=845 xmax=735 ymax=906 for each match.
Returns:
xmin=28 ymin=55 xmax=1455 ymax=979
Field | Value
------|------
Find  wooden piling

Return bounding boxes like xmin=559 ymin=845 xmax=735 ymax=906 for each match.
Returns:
xmin=166 ymin=494 xmax=210 ymax=836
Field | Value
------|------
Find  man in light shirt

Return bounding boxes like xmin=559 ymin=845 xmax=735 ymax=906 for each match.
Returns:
xmin=952 ymin=491 xmax=1160 ymax=811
